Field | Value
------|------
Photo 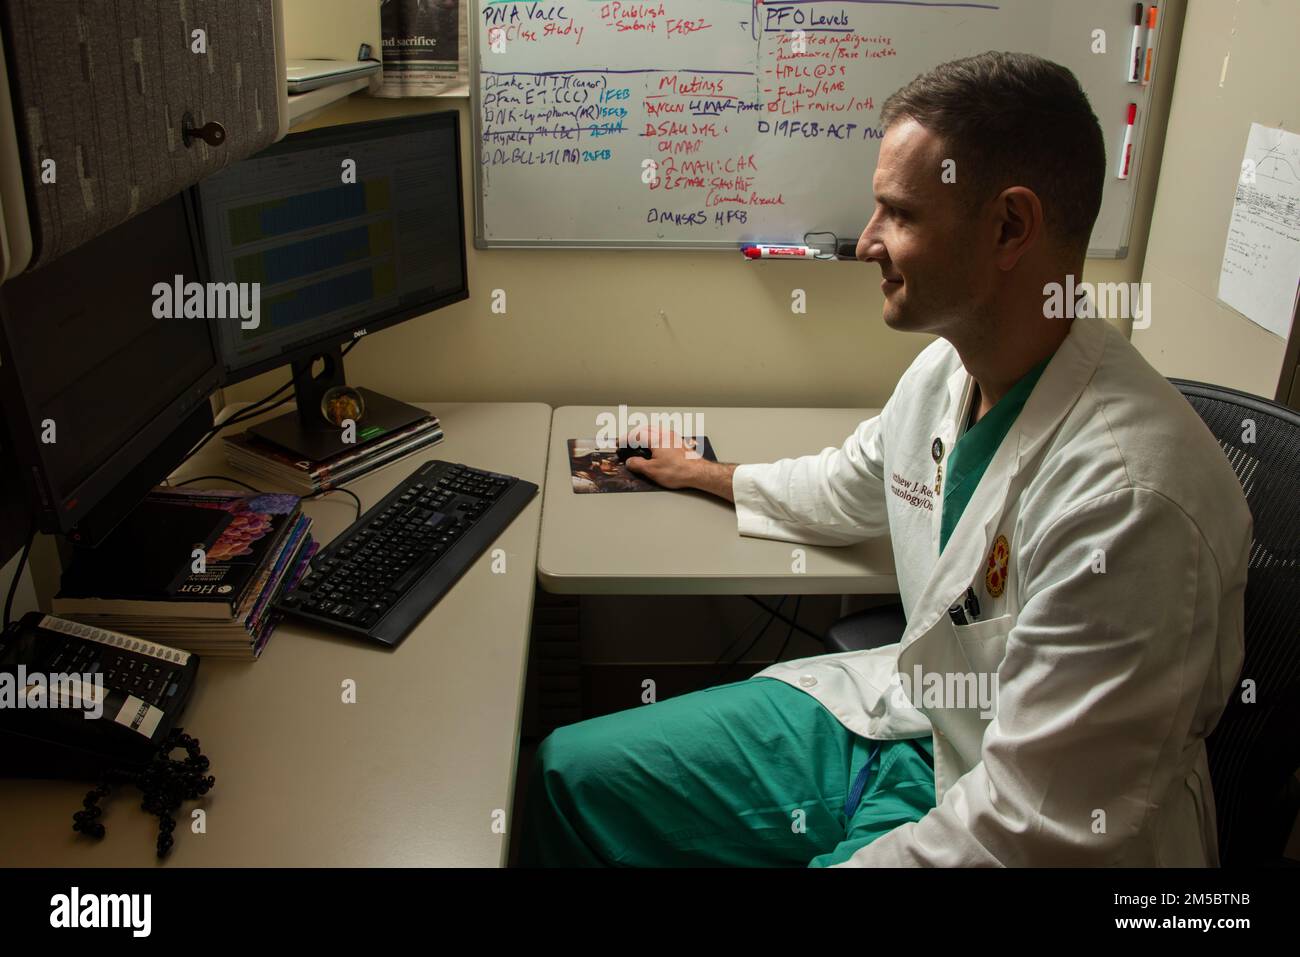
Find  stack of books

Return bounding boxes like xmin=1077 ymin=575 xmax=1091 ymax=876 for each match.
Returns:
xmin=53 ymin=487 xmax=316 ymax=659
xmin=221 ymin=415 xmax=444 ymax=494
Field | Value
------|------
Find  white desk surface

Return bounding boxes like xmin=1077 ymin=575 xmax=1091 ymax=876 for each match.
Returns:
xmin=539 ymin=406 xmax=898 ymax=595
xmin=0 ymin=402 xmax=550 ymax=867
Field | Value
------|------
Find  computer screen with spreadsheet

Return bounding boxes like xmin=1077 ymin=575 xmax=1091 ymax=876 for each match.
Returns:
xmin=194 ymin=111 xmax=467 ymax=385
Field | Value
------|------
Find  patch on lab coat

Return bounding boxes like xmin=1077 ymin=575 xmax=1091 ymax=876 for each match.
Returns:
xmin=985 ymin=534 xmax=1010 ymax=598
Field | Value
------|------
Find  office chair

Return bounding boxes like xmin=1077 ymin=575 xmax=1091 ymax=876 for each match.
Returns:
xmin=822 ymin=378 xmax=1300 ymax=866
xmin=1170 ymin=379 xmax=1300 ymax=867
xmin=823 ymin=601 xmax=907 ymax=654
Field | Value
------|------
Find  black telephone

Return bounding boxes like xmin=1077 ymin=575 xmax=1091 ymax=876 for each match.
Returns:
xmin=0 ymin=612 xmax=200 ymax=778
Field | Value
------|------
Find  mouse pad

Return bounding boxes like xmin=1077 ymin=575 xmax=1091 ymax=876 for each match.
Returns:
xmin=567 ymin=437 xmax=717 ymax=493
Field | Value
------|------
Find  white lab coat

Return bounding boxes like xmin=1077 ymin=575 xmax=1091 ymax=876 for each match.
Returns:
xmin=733 ymin=316 xmax=1251 ymax=866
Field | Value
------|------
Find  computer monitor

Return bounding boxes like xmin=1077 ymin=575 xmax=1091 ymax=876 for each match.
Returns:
xmin=0 ymin=192 xmax=220 ymax=545
xmin=193 ymin=111 xmax=468 ymax=460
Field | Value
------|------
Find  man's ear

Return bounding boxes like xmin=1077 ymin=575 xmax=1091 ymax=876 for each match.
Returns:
xmin=992 ymin=186 xmax=1043 ymax=271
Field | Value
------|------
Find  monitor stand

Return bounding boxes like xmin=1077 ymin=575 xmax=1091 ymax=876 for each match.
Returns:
xmin=248 ymin=346 xmax=428 ymax=462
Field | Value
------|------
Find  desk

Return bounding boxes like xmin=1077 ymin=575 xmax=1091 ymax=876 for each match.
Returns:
xmin=0 ymin=402 xmax=550 ymax=867
xmin=538 ymin=407 xmax=897 ymax=595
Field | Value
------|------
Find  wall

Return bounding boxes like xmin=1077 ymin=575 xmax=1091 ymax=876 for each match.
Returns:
xmin=282 ymin=0 xmax=381 ymax=62
xmin=1134 ymin=0 xmax=1297 ymax=397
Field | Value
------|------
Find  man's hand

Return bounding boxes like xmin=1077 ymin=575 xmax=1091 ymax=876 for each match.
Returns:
xmin=622 ymin=426 xmax=738 ymax=502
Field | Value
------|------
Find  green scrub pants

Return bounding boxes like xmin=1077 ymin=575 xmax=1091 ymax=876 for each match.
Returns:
xmin=518 ymin=676 xmax=936 ymax=867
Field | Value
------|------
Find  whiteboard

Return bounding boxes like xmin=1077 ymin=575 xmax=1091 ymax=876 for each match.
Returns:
xmin=471 ymin=1 xmax=1170 ymax=257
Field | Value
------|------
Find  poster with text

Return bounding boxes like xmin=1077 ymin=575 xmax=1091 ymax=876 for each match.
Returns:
xmin=378 ymin=0 xmax=468 ymax=97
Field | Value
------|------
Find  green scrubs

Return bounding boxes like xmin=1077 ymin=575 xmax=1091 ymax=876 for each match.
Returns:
xmin=519 ymin=361 xmax=1050 ymax=867
xmin=520 ymin=677 xmax=935 ymax=867
xmin=939 ymin=358 xmax=1050 ymax=552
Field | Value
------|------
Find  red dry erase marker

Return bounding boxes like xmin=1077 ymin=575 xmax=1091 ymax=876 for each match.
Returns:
xmin=1117 ymin=103 xmax=1137 ymax=179
xmin=743 ymin=245 xmax=820 ymax=259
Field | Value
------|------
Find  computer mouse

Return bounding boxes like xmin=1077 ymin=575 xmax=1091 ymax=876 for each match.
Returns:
xmin=616 ymin=444 xmax=653 ymax=464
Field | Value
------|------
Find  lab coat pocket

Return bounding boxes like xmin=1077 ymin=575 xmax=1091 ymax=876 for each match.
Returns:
xmin=952 ymin=613 xmax=1013 ymax=677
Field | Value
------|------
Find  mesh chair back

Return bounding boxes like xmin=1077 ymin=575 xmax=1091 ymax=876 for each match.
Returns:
xmin=1172 ymin=379 xmax=1300 ymax=866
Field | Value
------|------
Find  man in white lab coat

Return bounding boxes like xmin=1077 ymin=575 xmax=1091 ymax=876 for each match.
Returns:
xmin=520 ymin=52 xmax=1252 ymax=867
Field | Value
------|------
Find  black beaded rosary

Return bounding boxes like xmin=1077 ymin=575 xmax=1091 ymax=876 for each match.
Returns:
xmin=72 ymin=728 xmax=214 ymax=858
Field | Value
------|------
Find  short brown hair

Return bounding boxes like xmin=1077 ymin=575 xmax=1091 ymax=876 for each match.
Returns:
xmin=880 ymin=52 xmax=1105 ymax=257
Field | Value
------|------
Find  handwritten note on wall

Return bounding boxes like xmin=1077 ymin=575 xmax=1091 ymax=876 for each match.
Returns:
xmin=1218 ymin=123 xmax=1300 ymax=340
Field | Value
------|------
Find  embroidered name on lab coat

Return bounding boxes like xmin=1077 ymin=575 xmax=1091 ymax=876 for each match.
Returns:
xmin=890 ymin=472 xmax=935 ymax=511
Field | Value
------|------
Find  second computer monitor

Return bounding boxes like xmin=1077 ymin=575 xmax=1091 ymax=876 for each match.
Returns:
xmin=195 ymin=111 xmax=467 ymax=386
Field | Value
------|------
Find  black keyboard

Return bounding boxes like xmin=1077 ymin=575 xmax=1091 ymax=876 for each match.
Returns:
xmin=274 ymin=460 xmax=538 ymax=647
